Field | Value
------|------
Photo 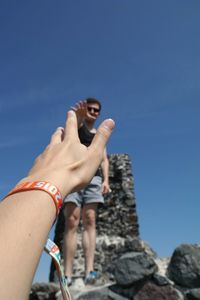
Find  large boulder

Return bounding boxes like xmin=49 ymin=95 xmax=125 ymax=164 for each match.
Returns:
xmin=114 ymin=252 xmax=158 ymax=287
xmin=168 ymin=244 xmax=200 ymax=288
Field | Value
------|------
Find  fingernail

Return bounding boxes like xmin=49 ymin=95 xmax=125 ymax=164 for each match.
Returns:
xmin=103 ymin=119 xmax=115 ymax=130
xmin=68 ymin=110 xmax=75 ymax=116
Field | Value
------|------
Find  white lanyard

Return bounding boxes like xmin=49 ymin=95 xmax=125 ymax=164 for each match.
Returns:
xmin=44 ymin=239 xmax=72 ymax=300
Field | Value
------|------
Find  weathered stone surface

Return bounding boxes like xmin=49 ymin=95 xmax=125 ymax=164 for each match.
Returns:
xmin=185 ymin=288 xmax=200 ymax=300
xmin=168 ymin=244 xmax=200 ymax=288
xmin=30 ymin=282 xmax=59 ymax=300
xmin=76 ymin=285 xmax=129 ymax=300
xmin=109 ymin=283 xmax=137 ymax=299
xmin=114 ymin=252 xmax=158 ymax=287
xmin=134 ymin=280 xmax=184 ymax=300
xmin=140 ymin=240 xmax=157 ymax=258
xmin=152 ymin=273 xmax=172 ymax=286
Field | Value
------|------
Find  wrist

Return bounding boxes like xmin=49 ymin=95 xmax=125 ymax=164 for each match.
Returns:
xmin=20 ymin=173 xmax=70 ymax=199
xmin=4 ymin=181 xmax=63 ymax=217
xmin=103 ymin=179 xmax=109 ymax=185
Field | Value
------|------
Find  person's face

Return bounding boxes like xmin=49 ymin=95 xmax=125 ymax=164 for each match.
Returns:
xmin=86 ymin=102 xmax=100 ymax=120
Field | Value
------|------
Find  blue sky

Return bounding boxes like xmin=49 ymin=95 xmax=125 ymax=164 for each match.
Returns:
xmin=1 ymin=0 xmax=200 ymax=282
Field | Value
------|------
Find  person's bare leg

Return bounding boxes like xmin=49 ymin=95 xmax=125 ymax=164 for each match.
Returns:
xmin=82 ymin=203 xmax=98 ymax=273
xmin=63 ymin=203 xmax=80 ymax=277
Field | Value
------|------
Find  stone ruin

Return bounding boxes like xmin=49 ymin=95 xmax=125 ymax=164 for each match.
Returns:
xmin=30 ymin=154 xmax=200 ymax=300
xmin=49 ymin=153 xmax=139 ymax=281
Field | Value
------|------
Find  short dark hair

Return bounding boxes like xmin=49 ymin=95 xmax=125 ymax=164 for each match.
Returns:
xmin=86 ymin=97 xmax=102 ymax=112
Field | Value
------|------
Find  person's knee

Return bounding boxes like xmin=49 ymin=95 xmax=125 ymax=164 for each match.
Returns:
xmin=64 ymin=205 xmax=80 ymax=230
xmin=65 ymin=214 xmax=80 ymax=230
xmin=83 ymin=210 xmax=96 ymax=228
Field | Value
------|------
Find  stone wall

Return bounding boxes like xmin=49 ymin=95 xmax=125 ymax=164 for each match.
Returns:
xmin=49 ymin=154 xmax=139 ymax=281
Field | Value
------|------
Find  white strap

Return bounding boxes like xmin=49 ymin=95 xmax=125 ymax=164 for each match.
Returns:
xmin=44 ymin=239 xmax=72 ymax=300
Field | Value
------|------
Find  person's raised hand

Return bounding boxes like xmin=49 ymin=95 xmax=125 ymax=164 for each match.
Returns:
xmin=71 ymin=100 xmax=87 ymax=126
xmin=20 ymin=110 xmax=115 ymax=198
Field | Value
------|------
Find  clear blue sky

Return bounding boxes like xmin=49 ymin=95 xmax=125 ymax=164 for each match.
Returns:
xmin=1 ymin=0 xmax=200 ymax=283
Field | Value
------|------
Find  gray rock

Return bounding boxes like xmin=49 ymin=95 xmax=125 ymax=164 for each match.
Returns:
xmin=109 ymin=283 xmax=136 ymax=299
xmin=185 ymin=288 xmax=200 ymax=300
xmin=134 ymin=280 xmax=184 ymax=300
xmin=152 ymin=273 xmax=171 ymax=286
xmin=76 ymin=285 xmax=129 ymax=300
xmin=114 ymin=252 xmax=158 ymax=287
xmin=168 ymin=244 xmax=200 ymax=288
xmin=30 ymin=282 xmax=59 ymax=300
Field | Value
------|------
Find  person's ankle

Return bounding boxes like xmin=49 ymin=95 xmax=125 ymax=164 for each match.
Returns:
xmin=85 ymin=271 xmax=97 ymax=285
xmin=65 ymin=275 xmax=72 ymax=286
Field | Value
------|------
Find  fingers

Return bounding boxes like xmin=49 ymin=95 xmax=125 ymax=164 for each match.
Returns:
xmin=77 ymin=100 xmax=86 ymax=107
xmin=70 ymin=106 xmax=76 ymax=111
xmin=101 ymin=185 xmax=106 ymax=194
xmin=71 ymin=100 xmax=86 ymax=110
xmin=101 ymin=184 xmax=110 ymax=195
xmin=90 ymin=118 xmax=115 ymax=152
xmin=63 ymin=110 xmax=79 ymax=141
xmin=50 ymin=127 xmax=64 ymax=144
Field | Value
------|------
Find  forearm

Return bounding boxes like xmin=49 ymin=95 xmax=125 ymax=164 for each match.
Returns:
xmin=0 ymin=190 xmax=56 ymax=300
xmin=101 ymin=158 xmax=109 ymax=183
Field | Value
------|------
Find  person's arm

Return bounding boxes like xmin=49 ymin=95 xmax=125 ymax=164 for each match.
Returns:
xmin=0 ymin=110 xmax=114 ymax=300
xmin=101 ymin=147 xmax=110 ymax=194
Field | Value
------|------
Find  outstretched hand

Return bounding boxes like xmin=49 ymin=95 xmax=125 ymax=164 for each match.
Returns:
xmin=22 ymin=110 xmax=115 ymax=198
xmin=71 ymin=100 xmax=88 ymax=126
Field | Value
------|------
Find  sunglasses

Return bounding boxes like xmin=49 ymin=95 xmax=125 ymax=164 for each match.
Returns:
xmin=87 ymin=106 xmax=100 ymax=113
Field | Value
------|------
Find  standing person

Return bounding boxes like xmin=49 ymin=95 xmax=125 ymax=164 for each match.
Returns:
xmin=63 ymin=98 xmax=110 ymax=286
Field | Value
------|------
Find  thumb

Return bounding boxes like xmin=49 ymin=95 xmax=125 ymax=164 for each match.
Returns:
xmin=90 ymin=119 xmax=115 ymax=153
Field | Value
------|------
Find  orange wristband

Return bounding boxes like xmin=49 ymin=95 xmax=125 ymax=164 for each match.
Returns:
xmin=5 ymin=181 xmax=63 ymax=217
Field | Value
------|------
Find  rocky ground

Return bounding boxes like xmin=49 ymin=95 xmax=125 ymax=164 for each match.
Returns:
xmin=30 ymin=242 xmax=200 ymax=299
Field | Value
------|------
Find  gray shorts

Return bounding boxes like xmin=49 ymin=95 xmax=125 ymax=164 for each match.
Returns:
xmin=63 ymin=176 xmax=104 ymax=207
